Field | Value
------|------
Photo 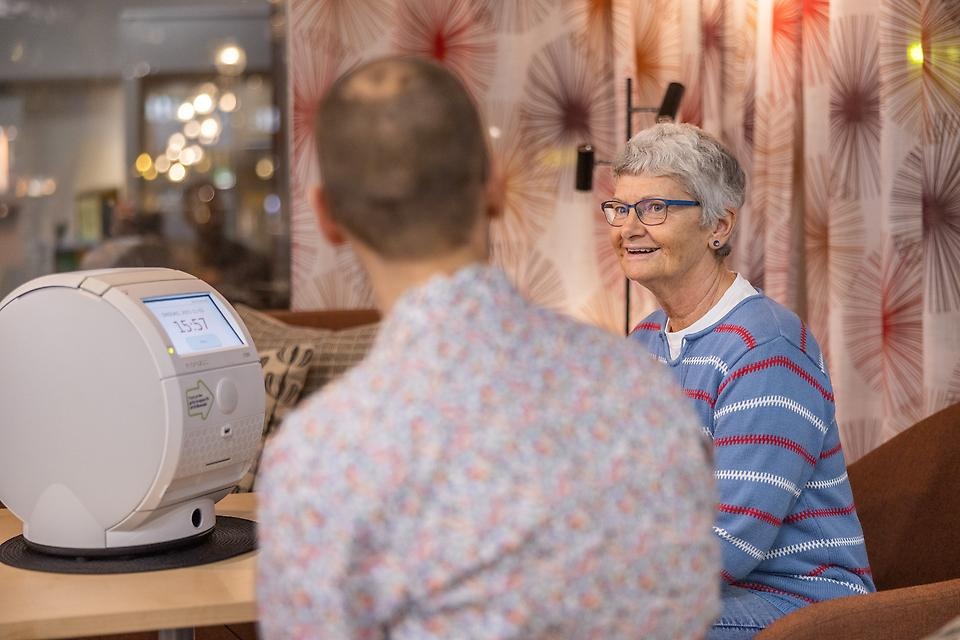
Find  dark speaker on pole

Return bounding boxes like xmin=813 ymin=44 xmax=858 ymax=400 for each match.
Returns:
xmin=575 ymin=144 xmax=595 ymax=192
xmin=656 ymin=82 xmax=685 ymax=122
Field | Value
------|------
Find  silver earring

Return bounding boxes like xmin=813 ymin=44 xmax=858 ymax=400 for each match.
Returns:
xmin=712 ymin=240 xmax=721 ymax=248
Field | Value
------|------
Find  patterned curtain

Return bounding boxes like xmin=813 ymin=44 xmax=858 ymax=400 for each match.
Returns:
xmin=287 ymin=0 xmax=960 ymax=461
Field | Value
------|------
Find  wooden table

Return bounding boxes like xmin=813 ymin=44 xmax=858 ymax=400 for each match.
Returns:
xmin=0 ymin=493 xmax=257 ymax=640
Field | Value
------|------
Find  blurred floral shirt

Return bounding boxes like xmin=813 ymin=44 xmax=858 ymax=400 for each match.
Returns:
xmin=257 ymin=264 xmax=719 ymax=639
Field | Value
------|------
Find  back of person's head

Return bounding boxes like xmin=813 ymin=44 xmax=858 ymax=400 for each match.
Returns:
xmin=315 ymin=56 xmax=489 ymax=260
xmin=613 ymin=122 xmax=745 ymax=230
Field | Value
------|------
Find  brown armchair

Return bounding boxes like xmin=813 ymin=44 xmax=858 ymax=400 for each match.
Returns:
xmin=757 ymin=403 xmax=960 ymax=639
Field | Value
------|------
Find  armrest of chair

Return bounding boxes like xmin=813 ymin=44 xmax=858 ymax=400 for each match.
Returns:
xmin=756 ymin=578 xmax=960 ymax=640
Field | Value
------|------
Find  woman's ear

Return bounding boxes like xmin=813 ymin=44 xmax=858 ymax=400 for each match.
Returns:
xmin=711 ymin=207 xmax=737 ymax=248
xmin=311 ymin=186 xmax=347 ymax=245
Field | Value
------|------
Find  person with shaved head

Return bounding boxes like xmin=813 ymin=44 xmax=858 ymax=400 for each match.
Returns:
xmin=256 ymin=56 xmax=719 ymax=639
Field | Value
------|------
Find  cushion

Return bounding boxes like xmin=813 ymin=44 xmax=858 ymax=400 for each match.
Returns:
xmin=235 ymin=304 xmax=379 ymax=398
xmin=235 ymin=343 xmax=312 ymax=493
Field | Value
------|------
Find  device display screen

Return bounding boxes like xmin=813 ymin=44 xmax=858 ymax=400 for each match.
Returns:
xmin=143 ymin=293 xmax=245 ymax=354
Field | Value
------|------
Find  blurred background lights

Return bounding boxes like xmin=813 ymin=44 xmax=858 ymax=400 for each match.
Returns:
xmin=183 ymin=119 xmax=201 ymax=139
xmin=164 ymin=146 xmax=180 ymax=162
xmin=176 ymin=102 xmax=195 ymax=122
xmin=135 ymin=153 xmax=153 ymax=173
xmin=255 ymin=157 xmax=274 ymax=180
xmin=168 ymin=132 xmax=186 ymax=151
xmin=198 ymin=184 xmax=216 ymax=203
xmin=215 ymin=43 xmax=246 ymax=76
xmin=212 ymin=167 xmax=236 ymax=190
xmin=193 ymin=93 xmax=214 ymax=115
xmin=180 ymin=145 xmax=204 ymax=166
xmin=219 ymin=92 xmax=238 ymax=112
xmin=200 ymin=117 xmax=220 ymax=139
xmin=908 ymin=42 xmax=924 ymax=65
xmin=168 ymin=162 xmax=187 ymax=182
xmin=263 ymin=194 xmax=281 ymax=215
xmin=155 ymin=155 xmax=171 ymax=173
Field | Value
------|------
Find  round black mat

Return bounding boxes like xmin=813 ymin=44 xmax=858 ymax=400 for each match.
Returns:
xmin=0 ymin=516 xmax=256 ymax=574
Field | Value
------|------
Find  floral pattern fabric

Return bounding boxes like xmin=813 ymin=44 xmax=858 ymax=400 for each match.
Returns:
xmin=258 ymin=264 xmax=720 ymax=639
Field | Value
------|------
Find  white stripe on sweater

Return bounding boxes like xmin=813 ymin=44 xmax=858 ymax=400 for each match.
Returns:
xmin=716 ymin=470 xmax=801 ymax=497
xmin=713 ymin=526 xmax=765 ymax=560
xmin=765 ymin=536 xmax=865 ymax=560
xmin=805 ymin=472 xmax=848 ymax=490
xmin=793 ymin=574 xmax=870 ymax=595
xmin=682 ymin=355 xmax=729 ymax=376
xmin=714 ymin=395 xmax=828 ymax=434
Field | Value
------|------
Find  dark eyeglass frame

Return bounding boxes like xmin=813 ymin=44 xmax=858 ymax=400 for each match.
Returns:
xmin=600 ymin=198 xmax=701 ymax=227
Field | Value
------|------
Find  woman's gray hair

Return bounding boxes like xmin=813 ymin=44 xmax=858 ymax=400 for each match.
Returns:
xmin=613 ymin=123 xmax=745 ymax=255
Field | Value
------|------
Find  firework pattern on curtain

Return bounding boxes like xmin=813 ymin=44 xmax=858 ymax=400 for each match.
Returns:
xmin=622 ymin=0 xmax=682 ymax=108
xmin=486 ymin=103 xmax=556 ymax=251
xmin=591 ymin=166 xmax=623 ymax=291
xmin=290 ymin=0 xmax=391 ymax=47
xmin=578 ymin=287 xmax=623 ymax=336
xmin=520 ymin=34 xmax=616 ymax=185
xmin=678 ymin=53 xmax=704 ymax=127
xmin=839 ymin=417 xmax=885 ymax=465
xmin=720 ymin=0 xmax=756 ymax=159
xmin=801 ymin=0 xmax=830 ymax=86
xmin=490 ymin=242 xmax=567 ymax=311
xmin=394 ymin=0 xmax=497 ymax=98
xmin=880 ymin=0 xmax=960 ymax=135
xmin=566 ymin=0 xmax=621 ymax=70
xmin=314 ymin=259 xmax=376 ymax=308
xmin=289 ymin=31 xmax=359 ymax=194
xmin=844 ymin=239 xmax=924 ymax=418
xmin=290 ymin=196 xmax=325 ymax=309
xmin=927 ymin=360 xmax=960 ymax=415
xmin=830 ymin=15 xmax=882 ymax=200
xmin=769 ymin=0 xmax=802 ymax=100
xmin=487 ymin=0 xmax=558 ymax=33
xmin=700 ymin=0 xmax=728 ymax=131
xmin=889 ymin=131 xmax=960 ymax=313
xmin=738 ymin=95 xmax=794 ymax=298
xmin=803 ymin=155 xmax=864 ymax=364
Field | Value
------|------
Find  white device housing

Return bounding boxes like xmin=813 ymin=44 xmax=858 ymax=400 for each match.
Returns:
xmin=0 ymin=268 xmax=265 ymax=553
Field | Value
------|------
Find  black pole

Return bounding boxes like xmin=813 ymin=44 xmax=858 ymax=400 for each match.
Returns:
xmin=624 ymin=78 xmax=633 ymax=336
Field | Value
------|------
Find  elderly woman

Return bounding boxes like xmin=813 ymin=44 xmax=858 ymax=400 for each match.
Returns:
xmin=605 ymin=123 xmax=874 ymax=638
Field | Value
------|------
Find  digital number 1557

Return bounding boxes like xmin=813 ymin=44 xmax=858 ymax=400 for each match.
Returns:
xmin=173 ymin=317 xmax=208 ymax=333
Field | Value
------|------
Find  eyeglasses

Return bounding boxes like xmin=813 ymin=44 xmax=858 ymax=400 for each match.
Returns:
xmin=600 ymin=198 xmax=701 ymax=227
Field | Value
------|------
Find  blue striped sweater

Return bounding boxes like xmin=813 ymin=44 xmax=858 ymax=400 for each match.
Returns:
xmin=631 ymin=293 xmax=875 ymax=608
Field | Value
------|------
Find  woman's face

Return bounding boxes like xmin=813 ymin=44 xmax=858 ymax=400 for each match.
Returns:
xmin=608 ymin=173 xmax=717 ymax=290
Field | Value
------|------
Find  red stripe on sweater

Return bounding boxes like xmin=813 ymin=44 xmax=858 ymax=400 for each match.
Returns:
xmin=820 ymin=443 xmax=843 ymax=459
xmin=808 ymin=564 xmax=872 ymax=577
xmin=729 ymin=580 xmax=816 ymax=604
xmin=717 ymin=503 xmax=782 ymax=526
xmin=800 ymin=322 xmax=808 ymax=353
xmin=717 ymin=355 xmax=835 ymax=402
xmin=714 ymin=434 xmax=817 ymax=466
xmin=784 ymin=504 xmax=856 ymax=524
xmin=632 ymin=321 xmax=661 ymax=332
xmin=715 ymin=324 xmax=757 ymax=349
xmin=685 ymin=388 xmax=716 ymax=408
